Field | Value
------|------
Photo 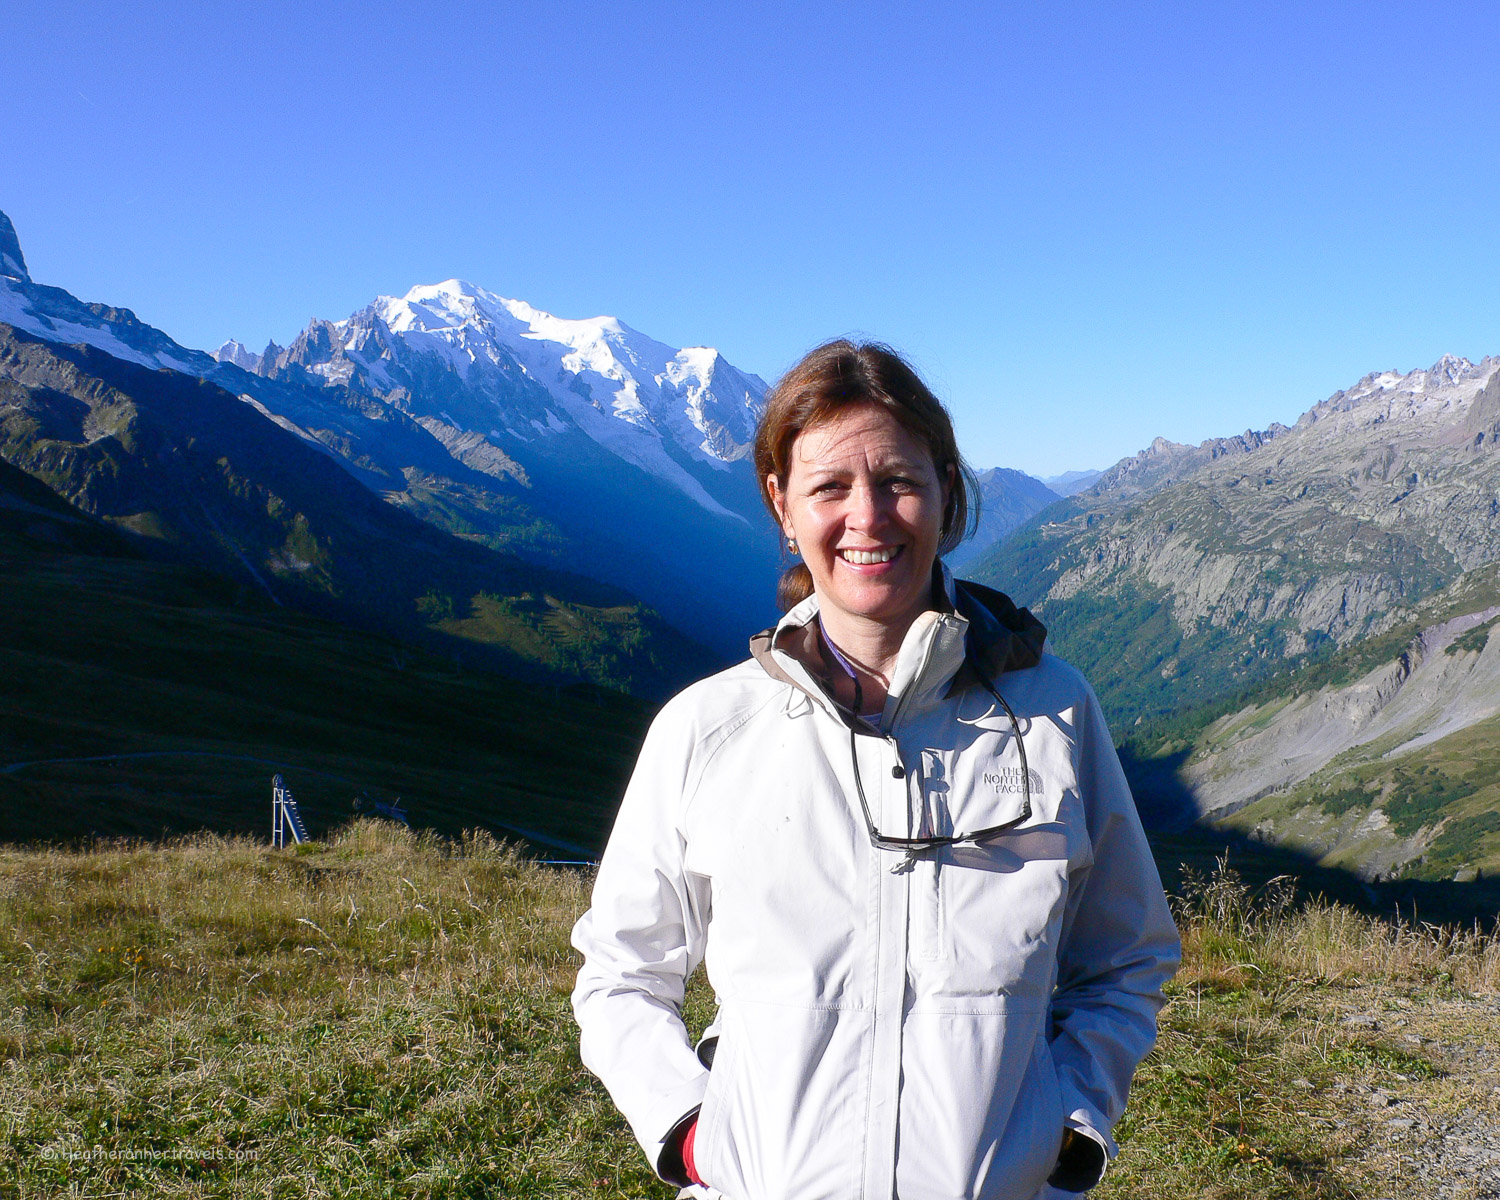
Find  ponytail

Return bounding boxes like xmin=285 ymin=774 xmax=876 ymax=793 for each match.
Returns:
xmin=777 ymin=562 xmax=814 ymax=611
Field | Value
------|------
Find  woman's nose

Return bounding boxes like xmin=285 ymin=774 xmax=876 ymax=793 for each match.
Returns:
xmin=845 ymin=484 xmax=889 ymax=529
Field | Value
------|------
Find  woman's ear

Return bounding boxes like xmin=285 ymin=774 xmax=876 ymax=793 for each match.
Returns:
xmin=766 ymin=474 xmax=795 ymax=539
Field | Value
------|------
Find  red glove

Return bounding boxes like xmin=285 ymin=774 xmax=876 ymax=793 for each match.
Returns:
xmin=682 ymin=1117 xmax=702 ymax=1185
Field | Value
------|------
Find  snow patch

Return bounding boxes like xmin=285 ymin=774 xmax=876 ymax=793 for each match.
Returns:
xmin=0 ymin=281 xmax=167 ymax=369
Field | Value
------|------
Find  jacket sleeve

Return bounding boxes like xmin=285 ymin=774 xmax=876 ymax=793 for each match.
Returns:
xmin=1048 ymin=681 xmax=1181 ymax=1173
xmin=571 ymin=695 xmax=714 ymax=1182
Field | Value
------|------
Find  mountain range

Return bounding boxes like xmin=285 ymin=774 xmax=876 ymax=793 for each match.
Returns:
xmin=210 ymin=280 xmax=781 ymax=655
xmin=0 ymin=206 xmax=1061 ymax=842
xmin=1 ymin=211 xmax=1062 ymax=658
xmin=0 ymin=229 xmax=765 ymax=657
xmin=974 ymin=354 xmax=1500 ymax=879
xmin=9 ymin=204 xmax=1496 ymax=881
xmin=0 ymin=212 xmax=736 ymax=700
xmin=977 ymin=356 xmax=1500 ymax=717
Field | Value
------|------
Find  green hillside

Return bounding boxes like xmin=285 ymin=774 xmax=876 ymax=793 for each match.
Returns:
xmin=1111 ymin=563 xmax=1500 ymax=879
xmin=0 ymin=458 xmax=651 ymax=850
xmin=1217 ymin=712 xmax=1500 ymax=882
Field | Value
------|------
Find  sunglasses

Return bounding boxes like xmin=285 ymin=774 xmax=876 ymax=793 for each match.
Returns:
xmin=848 ymin=670 xmax=1032 ymax=857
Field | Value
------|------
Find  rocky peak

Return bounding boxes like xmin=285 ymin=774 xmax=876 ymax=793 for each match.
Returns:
xmin=1428 ymin=353 xmax=1475 ymax=387
xmin=0 ymin=211 xmax=30 ymax=283
xmin=286 ymin=320 xmax=338 ymax=361
xmin=1296 ymin=355 xmax=1500 ymax=432
xmin=1093 ymin=422 xmax=1292 ymax=495
xmin=213 ymin=339 xmax=261 ymax=371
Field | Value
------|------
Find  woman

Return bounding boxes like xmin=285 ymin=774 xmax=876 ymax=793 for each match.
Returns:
xmin=572 ymin=341 xmax=1179 ymax=1200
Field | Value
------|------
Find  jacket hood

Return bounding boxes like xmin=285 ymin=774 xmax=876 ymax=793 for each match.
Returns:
xmin=748 ymin=564 xmax=1046 ymax=717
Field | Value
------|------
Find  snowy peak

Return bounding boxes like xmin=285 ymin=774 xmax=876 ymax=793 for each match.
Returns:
xmin=1428 ymin=353 xmax=1477 ymax=387
xmin=0 ymin=211 xmax=27 ymax=283
xmin=230 ymin=278 xmax=770 ymax=522
xmin=363 ymin=280 xmax=767 ymax=461
xmin=1299 ymin=355 xmax=1500 ymax=431
xmin=213 ymin=339 xmax=261 ymax=370
xmin=0 ymin=220 xmax=207 ymax=377
xmin=275 ymin=279 xmax=768 ymax=471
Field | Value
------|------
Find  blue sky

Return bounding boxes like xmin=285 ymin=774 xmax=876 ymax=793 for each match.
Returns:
xmin=5 ymin=1 xmax=1500 ymax=477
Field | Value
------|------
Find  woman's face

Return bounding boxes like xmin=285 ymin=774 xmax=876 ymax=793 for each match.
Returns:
xmin=769 ymin=403 xmax=952 ymax=637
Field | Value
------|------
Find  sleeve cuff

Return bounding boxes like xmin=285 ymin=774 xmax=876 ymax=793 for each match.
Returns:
xmin=1057 ymin=1080 xmax=1117 ymax=1158
xmin=654 ymin=1106 xmax=702 ymax=1187
xmin=1047 ymin=1120 xmax=1110 ymax=1193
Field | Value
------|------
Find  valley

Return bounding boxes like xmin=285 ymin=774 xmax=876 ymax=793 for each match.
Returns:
xmin=3 ymin=203 xmax=1499 ymax=886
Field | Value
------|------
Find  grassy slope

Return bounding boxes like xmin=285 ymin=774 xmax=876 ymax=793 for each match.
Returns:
xmin=0 ymin=486 xmax=651 ymax=852
xmin=1219 ymin=710 xmax=1500 ymax=882
xmin=0 ymin=826 xmax=1495 ymax=1199
xmin=1124 ymin=564 xmax=1500 ymax=880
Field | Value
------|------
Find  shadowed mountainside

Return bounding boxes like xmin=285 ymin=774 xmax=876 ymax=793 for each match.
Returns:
xmin=0 ymin=323 xmax=718 ymax=698
xmin=0 ymin=450 xmax=652 ymax=850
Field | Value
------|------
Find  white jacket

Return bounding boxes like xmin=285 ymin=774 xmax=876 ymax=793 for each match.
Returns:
xmin=572 ymin=572 xmax=1180 ymax=1200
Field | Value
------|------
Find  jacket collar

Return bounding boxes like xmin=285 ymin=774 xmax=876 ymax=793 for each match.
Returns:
xmin=748 ymin=563 xmax=1046 ymax=724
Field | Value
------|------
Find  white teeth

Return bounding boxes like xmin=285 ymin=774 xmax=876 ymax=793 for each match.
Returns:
xmin=841 ymin=547 xmax=898 ymax=565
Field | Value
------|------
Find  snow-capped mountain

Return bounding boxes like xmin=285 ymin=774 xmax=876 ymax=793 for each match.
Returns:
xmin=212 ymin=338 xmax=278 ymax=372
xmin=228 ymin=280 xmax=769 ymax=523
xmin=0 ymin=213 xmax=215 ymax=377
xmin=0 ymin=209 xmax=781 ymax=653
xmin=213 ymin=280 xmax=781 ymax=652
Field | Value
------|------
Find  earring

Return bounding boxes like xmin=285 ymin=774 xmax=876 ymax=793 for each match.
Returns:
xmin=787 ymin=537 xmax=799 ymax=556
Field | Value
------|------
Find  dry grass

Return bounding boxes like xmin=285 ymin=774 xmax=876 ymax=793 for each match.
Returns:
xmin=1266 ymin=903 xmax=1500 ymax=993
xmin=0 ymin=833 xmax=1495 ymax=1198
xmin=0 ymin=821 xmax=656 ymax=1198
xmin=1099 ymin=859 xmax=1499 ymax=1200
xmin=1175 ymin=857 xmax=1500 ymax=992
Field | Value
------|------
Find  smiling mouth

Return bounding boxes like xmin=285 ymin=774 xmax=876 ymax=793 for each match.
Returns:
xmin=839 ymin=546 xmax=903 ymax=566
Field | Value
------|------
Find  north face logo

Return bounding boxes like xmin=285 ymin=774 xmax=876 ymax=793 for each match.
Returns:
xmin=982 ymin=767 xmax=1042 ymax=795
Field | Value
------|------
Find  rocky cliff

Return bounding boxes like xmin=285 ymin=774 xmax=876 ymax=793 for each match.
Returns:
xmin=976 ymin=356 xmax=1500 ymax=728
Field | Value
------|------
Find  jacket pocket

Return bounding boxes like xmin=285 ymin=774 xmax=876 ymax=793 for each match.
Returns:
xmin=1038 ymin=1036 xmax=1067 ymax=1160
xmin=693 ymin=1019 xmax=736 ymax=1189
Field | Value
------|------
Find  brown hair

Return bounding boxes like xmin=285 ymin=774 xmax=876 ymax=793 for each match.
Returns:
xmin=754 ymin=339 xmax=979 ymax=610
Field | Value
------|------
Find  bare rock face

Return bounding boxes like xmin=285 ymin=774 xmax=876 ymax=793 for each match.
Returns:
xmin=1183 ymin=599 xmax=1500 ymax=820
xmin=979 ymin=355 xmax=1500 ymax=726
xmin=0 ymin=212 xmax=28 ymax=283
